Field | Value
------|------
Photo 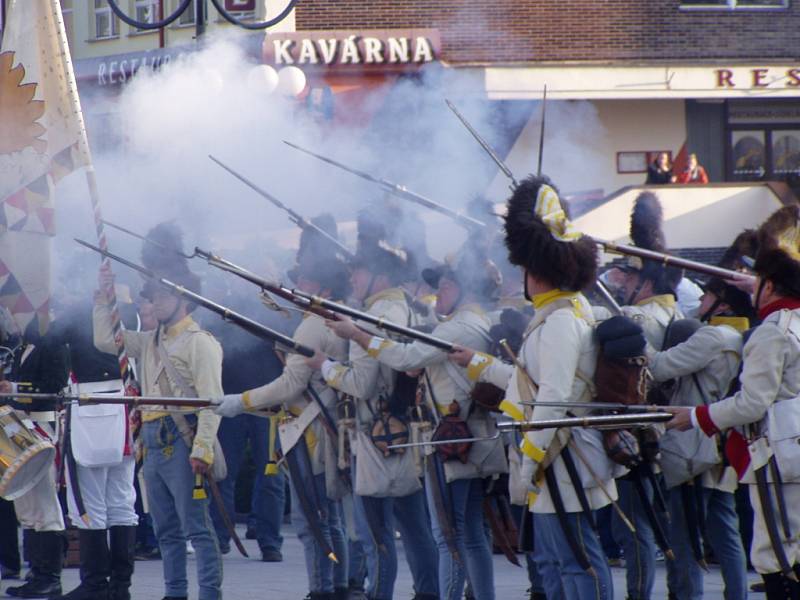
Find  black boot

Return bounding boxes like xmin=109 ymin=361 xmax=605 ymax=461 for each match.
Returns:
xmin=6 ymin=531 xmax=62 ymax=598
xmin=107 ymin=526 xmax=135 ymax=600
xmin=762 ymin=571 xmax=800 ymax=600
xmin=50 ymin=529 xmax=110 ymax=600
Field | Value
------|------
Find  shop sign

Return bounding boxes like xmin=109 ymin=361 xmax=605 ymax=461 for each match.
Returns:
xmin=263 ymin=29 xmax=440 ymax=68
xmin=715 ymin=67 xmax=800 ymax=89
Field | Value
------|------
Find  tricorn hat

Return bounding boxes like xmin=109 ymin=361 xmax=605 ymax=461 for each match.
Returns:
xmin=504 ymin=175 xmax=597 ymax=291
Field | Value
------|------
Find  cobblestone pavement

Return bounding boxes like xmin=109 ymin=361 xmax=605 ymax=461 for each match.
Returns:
xmin=4 ymin=525 xmax=761 ymax=599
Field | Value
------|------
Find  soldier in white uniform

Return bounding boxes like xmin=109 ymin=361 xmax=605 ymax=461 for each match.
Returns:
xmin=94 ymin=262 xmax=224 ymax=600
xmin=306 ymin=244 xmax=439 ymax=600
xmin=602 ymin=192 xmax=683 ymax=600
xmin=453 ymin=177 xmax=617 ymax=599
xmin=327 ymin=248 xmax=506 ymax=600
xmin=669 ymin=205 xmax=800 ymax=599
xmin=52 ymin=297 xmax=140 ymax=600
xmin=214 ymin=255 xmax=351 ymax=600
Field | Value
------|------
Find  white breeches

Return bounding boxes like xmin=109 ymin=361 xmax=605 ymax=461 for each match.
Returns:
xmin=67 ymin=456 xmax=138 ymax=530
xmin=13 ymin=464 xmax=64 ymax=532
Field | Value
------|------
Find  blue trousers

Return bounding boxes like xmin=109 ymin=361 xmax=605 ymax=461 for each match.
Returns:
xmin=666 ymin=485 xmax=748 ymax=600
xmin=533 ymin=512 xmax=613 ymax=600
xmin=210 ymin=414 xmax=284 ymax=553
xmin=613 ymin=477 xmax=657 ymax=600
xmin=425 ymin=477 xmax=494 ymax=600
xmin=142 ymin=418 xmax=222 ymax=600
xmin=291 ymin=473 xmax=348 ymax=594
xmin=354 ymin=489 xmax=439 ymax=599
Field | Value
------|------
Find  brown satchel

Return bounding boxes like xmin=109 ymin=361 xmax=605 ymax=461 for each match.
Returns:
xmin=431 ymin=401 xmax=473 ymax=464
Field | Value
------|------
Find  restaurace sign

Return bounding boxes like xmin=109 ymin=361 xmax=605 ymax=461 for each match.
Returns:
xmin=263 ymin=29 xmax=441 ymax=68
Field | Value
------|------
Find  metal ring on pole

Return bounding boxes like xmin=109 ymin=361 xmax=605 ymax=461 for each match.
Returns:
xmin=106 ymin=0 xmax=194 ymax=30
xmin=209 ymin=0 xmax=299 ymax=30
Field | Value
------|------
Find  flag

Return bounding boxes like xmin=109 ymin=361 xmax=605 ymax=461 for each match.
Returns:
xmin=0 ymin=0 xmax=89 ymax=333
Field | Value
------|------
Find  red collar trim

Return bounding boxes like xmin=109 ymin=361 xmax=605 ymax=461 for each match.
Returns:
xmin=758 ymin=298 xmax=800 ymax=321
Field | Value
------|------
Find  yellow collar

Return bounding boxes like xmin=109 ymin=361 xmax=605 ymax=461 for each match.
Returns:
xmin=636 ymin=294 xmax=676 ymax=309
xmin=161 ymin=315 xmax=196 ymax=340
xmin=531 ymin=289 xmax=578 ymax=310
xmin=710 ymin=316 xmax=750 ymax=332
xmin=365 ymin=287 xmax=405 ymax=310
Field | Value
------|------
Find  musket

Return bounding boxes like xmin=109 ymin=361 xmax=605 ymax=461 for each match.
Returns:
xmin=595 ymin=238 xmax=754 ymax=282
xmin=537 ymin=84 xmax=547 ymax=176
xmin=518 ymin=400 xmax=669 ymax=411
xmin=101 ymin=219 xmax=195 ymax=259
xmin=207 ymin=155 xmax=355 ymax=260
xmin=445 ymin=99 xmax=517 ymax=188
xmin=194 ymin=247 xmax=458 ymax=352
xmin=388 ymin=412 xmax=673 ymax=449
xmin=0 ymin=391 xmax=278 ymax=413
xmin=283 ymin=140 xmax=486 ymax=231
xmin=75 ymin=239 xmax=316 ymax=358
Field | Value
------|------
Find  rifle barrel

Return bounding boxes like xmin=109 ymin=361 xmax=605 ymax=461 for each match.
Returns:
xmin=75 ymin=239 xmax=316 ymax=358
xmin=596 ymin=238 xmax=751 ymax=281
xmin=499 ymin=412 xmax=672 ymax=432
xmin=292 ymin=290 xmax=456 ymax=352
xmin=283 ymin=140 xmax=486 ymax=231
xmin=208 ymin=155 xmax=354 ymax=259
xmin=446 ymin=99 xmax=517 ymax=186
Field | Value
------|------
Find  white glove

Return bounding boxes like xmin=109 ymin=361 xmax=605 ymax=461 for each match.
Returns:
xmin=519 ymin=456 xmax=540 ymax=495
xmin=213 ymin=394 xmax=245 ymax=418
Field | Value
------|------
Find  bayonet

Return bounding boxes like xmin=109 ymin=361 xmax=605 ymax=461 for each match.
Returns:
xmin=283 ymin=140 xmax=486 ymax=231
xmin=208 ymin=155 xmax=355 ymax=260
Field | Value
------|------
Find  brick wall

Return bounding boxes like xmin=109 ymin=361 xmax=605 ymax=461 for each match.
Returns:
xmin=295 ymin=1 xmax=800 ymax=64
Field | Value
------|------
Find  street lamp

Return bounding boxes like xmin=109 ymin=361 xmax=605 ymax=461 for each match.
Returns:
xmin=106 ymin=0 xmax=298 ymax=38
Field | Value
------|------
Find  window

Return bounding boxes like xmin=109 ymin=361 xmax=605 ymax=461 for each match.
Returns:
xmin=94 ymin=0 xmax=119 ymax=39
xmin=221 ymin=0 xmax=256 ymax=19
xmin=177 ymin=0 xmax=195 ymax=25
xmin=681 ymin=0 xmax=788 ymax=8
xmin=134 ymin=0 xmax=159 ymax=30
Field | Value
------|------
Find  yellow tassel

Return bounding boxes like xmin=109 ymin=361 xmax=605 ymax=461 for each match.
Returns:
xmin=193 ymin=474 xmax=207 ymax=500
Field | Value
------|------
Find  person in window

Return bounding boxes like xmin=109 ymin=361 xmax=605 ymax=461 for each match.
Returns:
xmin=646 ymin=152 xmax=674 ymax=184
xmin=675 ymin=153 xmax=710 ymax=184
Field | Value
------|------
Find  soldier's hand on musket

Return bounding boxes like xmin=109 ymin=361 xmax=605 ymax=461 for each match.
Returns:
xmin=190 ymin=458 xmax=210 ymax=475
xmin=724 ymin=273 xmax=756 ymax=294
xmin=305 ymin=350 xmax=327 ymax=371
xmin=448 ymin=345 xmax=475 ymax=367
xmin=665 ymin=406 xmax=694 ymax=431
xmin=212 ymin=394 xmax=246 ymax=418
xmin=325 ymin=316 xmax=360 ymax=340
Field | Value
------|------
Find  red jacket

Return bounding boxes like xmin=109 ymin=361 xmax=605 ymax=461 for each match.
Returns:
xmin=676 ymin=166 xmax=709 ymax=184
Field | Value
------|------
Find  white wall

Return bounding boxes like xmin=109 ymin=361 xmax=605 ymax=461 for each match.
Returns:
xmin=485 ymin=99 xmax=687 ymax=201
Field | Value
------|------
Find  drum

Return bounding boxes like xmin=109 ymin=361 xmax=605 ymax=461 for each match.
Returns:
xmin=0 ymin=406 xmax=56 ymax=500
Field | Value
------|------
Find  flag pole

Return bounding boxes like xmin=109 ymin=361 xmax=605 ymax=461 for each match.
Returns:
xmin=50 ymin=0 xmax=139 ymax=395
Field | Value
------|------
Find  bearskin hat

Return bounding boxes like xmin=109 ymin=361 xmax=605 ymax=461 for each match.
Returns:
xmin=350 ymin=241 xmax=409 ymax=286
xmin=504 ymin=175 xmax=597 ymax=291
xmin=703 ymin=230 xmax=758 ymax=320
xmin=621 ymin=192 xmax=682 ymax=295
xmin=141 ymin=266 xmax=202 ymax=313
xmin=141 ymin=221 xmax=190 ymax=275
xmin=753 ymin=204 xmax=800 ymax=298
xmin=297 ymin=213 xmax=342 ymax=263
xmin=289 ymin=256 xmax=351 ymax=301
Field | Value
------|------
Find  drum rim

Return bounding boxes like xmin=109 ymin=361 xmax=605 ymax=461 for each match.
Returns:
xmin=0 ymin=441 xmax=55 ymax=501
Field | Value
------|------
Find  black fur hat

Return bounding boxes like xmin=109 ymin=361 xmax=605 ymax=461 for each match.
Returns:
xmin=297 ymin=213 xmax=342 ymax=263
xmin=621 ymin=192 xmax=682 ymax=295
xmin=141 ymin=221 xmax=190 ymax=275
xmin=504 ymin=175 xmax=597 ymax=291
xmin=753 ymin=204 xmax=800 ymax=298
